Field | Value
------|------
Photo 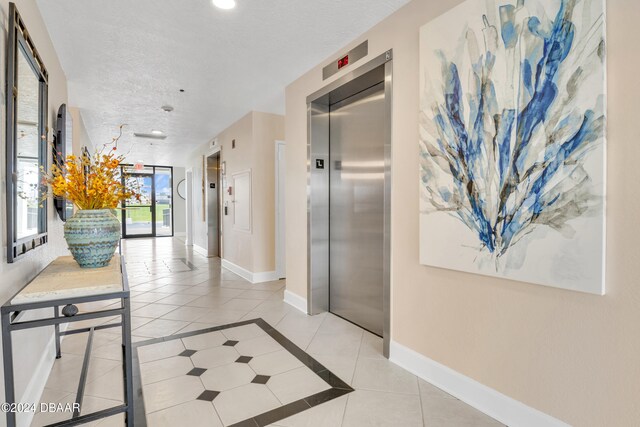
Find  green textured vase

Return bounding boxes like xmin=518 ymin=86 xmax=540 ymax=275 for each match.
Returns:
xmin=64 ymin=209 xmax=121 ymax=268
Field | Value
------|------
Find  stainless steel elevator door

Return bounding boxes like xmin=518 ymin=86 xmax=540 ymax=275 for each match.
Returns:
xmin=207 ymin=155 xmax=220 ymax=258
xmin=329 ymin=82 xmax=385 ymax=336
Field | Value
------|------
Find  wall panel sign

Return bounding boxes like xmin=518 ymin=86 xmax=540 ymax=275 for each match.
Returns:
xmin=232 ymin=169 xmax=252 ymax=233
xmin=418 ymin=0 xmax=607 ymax=294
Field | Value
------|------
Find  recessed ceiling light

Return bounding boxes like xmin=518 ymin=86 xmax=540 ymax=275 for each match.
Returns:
xmin=212 ymin=0 xmax=236 ymax=10
xmin=134 ymin=132 xmax=167 ymax=140
xmin=161 ymin=105 xmax=174 ymax=113
xmin=151 ymin=130 xmax=164 ymax=135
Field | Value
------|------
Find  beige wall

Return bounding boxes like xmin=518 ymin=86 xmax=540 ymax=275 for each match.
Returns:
xmin=0 ymin=0 xmax=76 ymax=423
xmin=284 ymin=0 xmax=640 ymax=425
xmin=172 ymin=167 xmax=186 ymax=234
xmin=252 ymin=112 xmax=285 ymax=273
xmin=219 ymin=112 xmax=254 ymax=269
xmin=191 ymin=111 xmax=284 ymax=274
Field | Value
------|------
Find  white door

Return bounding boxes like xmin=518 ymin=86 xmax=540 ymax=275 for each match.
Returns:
xmin=275 ymin=141 xmax=286 ymax=279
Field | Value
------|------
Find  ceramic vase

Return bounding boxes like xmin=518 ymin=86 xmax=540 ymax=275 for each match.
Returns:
xmin=64 ymin=209 xmax=120 ymax=268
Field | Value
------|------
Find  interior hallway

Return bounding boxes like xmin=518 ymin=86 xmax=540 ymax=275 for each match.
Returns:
xmin=32 ymin=238 xmax=501 ymax=427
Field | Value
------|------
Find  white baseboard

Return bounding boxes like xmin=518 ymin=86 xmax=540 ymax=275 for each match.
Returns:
xmin=221 ymin=259 xmax=253 ymax=282
xmin=389 ymin=341 xmax=569 ymax=427
xmin=252 ymin=270 xmax=280 ymax=283
xmin=283 ymin=290 xmax=307 ymax=314
xmin=17 ymin=334 xmax=58 ymax=427
xmin=221 ymin=259 xmax=279 ymax=284
xmin=192 ymin=243 xmax=208 ymax=257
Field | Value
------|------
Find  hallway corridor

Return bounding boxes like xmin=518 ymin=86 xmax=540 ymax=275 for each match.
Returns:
xmin=32 ymin=238 xmax=501 ymax=427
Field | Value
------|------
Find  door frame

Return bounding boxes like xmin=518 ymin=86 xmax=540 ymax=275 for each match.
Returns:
xmin=121 ymin=164 xmax=174 ymax=239
xmin=275 ymin=140 xmax=286 ymax=279
xmin=306 ymin=50 xmax=393 ymax=358
xmin=122 ymin=172 xmax=155 ymax=238
xmin=205 ymin=147 xmax=222 ymax=258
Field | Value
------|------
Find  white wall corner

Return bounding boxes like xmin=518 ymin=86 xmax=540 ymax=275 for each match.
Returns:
xmin=17 ymin=334 xmax=58 ymax=427
xmin=220 ymin=259 xmax=254 ymax=283
xmin=389 ymin=341 xmax=570 ymax=427
xmin=252 ymin=271 xmax=280 ymax=284
xmin=221 ymin=259 xmax=279 ymax=284
xmin=192 ymin=243 xmax=208 ymax=257
xmin=283 ymin=290 xmax=307 ymax=314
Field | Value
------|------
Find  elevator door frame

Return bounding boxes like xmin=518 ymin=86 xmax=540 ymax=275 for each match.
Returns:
xmin=206 ymin=147 xmax=222 ymax=258
xmin=307 ymin=50 xmax=392 ymax=358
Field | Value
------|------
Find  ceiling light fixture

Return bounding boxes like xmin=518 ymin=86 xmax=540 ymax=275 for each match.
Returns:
xmin=134 ymin=132 xmax=167 ymax=140
xmin=161 ymin=105 xmax=174 ymax=113
xmin=212 ymin=0 xmax=236 ymax=10
xmin=151 ymin=130 xmax=164 ymax=135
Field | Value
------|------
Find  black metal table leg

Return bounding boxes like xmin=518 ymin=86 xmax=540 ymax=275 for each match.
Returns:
xmin=54 ymin=306 xmax=61 ymax=359
xmin=2 ymin=312 xmax=16 ymax=427
xmin=73 ymin=327 xmax=94 ymax=418
xmin=122 ymin=297 xmax=134 ymax=425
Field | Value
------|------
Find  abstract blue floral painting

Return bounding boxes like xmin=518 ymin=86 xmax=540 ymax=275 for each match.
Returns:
xmin=419 ymin=0 xmax=606 ymax=294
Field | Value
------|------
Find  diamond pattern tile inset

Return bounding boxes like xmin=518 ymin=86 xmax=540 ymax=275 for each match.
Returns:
xmin=187 ymin=368 xmax=207 ymax=376
xmin=135 ymin=319 xmax=355 ymax=427
xmin=251 ymin=375 xmax=270 ymax=385
xmin=196 ymin=390 xmax=220 ymax=402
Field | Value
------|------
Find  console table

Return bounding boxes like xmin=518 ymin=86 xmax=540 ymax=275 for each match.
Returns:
xmin=1 ymin=255 xmax=133 ymax=426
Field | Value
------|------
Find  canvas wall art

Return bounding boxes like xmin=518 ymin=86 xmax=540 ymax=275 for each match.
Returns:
xmin=419 ymin=0 xmax=606 ymax=294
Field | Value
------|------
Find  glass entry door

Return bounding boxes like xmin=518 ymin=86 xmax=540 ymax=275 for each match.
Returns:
xmin=122 ymin=173 xmax=155 ymax=237
xmin=121 ymin=165 xmax=174 ymax=238
xmin=154 ymin=167 xmax=173 ymax=236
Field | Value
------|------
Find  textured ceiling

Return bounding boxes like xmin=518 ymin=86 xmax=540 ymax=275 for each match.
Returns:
xmin=36 ymin=0 xmax=411 ymax=166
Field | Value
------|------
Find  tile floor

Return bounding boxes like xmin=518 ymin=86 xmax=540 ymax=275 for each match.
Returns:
xmin=136 ymin=319 xmax=351 ymax=426
xmin=32 ymin=237 xmax=503 ymax=427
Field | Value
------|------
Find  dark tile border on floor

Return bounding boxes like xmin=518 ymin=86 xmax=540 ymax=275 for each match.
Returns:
xmin=132 ymin=318 xmax=354 ymax=427
xmin=178 ymin=258 xmax=198 ymax=271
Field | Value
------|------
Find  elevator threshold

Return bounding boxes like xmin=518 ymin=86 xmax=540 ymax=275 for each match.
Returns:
xmin=329 ymin=311 xmax=383 ymax=338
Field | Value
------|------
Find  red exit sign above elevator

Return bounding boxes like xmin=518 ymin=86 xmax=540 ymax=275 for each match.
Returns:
xmin=338 ymin=55 xmax=349 ymax=69
xmin=322 ymin=40 xmax=368 ymax=80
